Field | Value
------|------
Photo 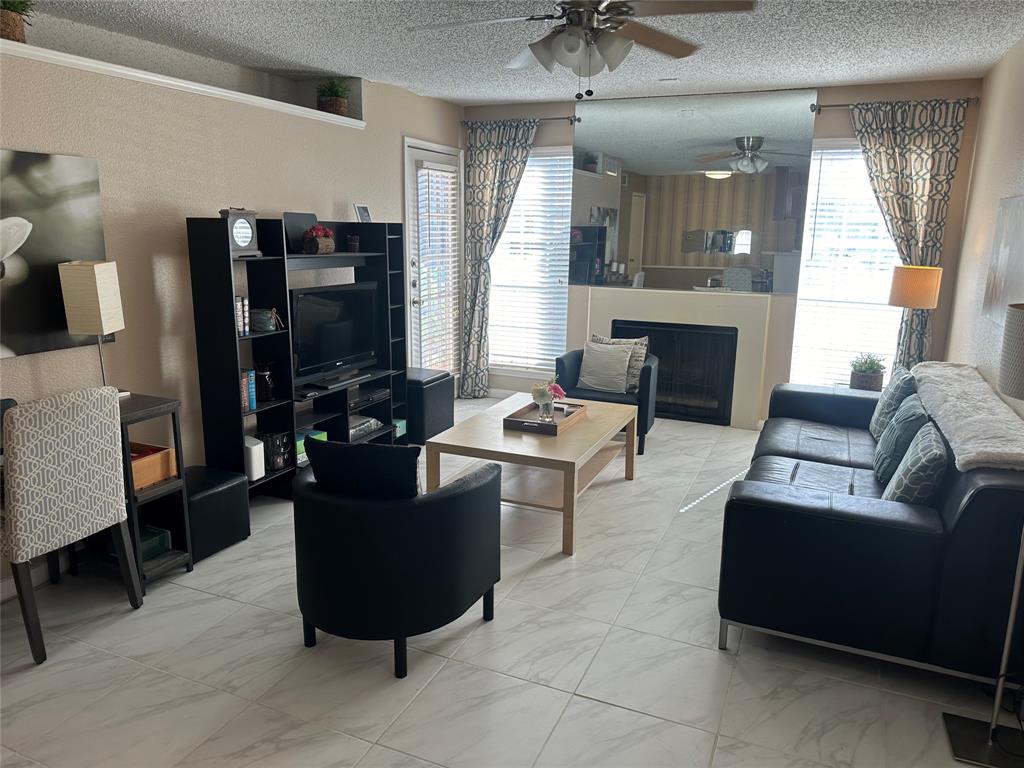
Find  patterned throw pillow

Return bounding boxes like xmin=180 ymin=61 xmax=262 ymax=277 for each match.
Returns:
xmin=883 ymin=422 xmax=948 ymax=505
xmin=874 ymin=394 xmax=930 ymax=485
xmin=591 ymin=334 xmax=648 ymax=393
xmin=869 ymin=366 xmax=917 ymax=440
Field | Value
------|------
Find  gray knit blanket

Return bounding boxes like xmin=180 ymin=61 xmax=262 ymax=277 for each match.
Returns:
xmin=912 ymin=362 xmax=1024 ymax=472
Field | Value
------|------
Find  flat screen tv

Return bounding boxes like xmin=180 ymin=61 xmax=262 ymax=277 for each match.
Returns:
xmin=291 ymin=282 xmax=377 ymax=381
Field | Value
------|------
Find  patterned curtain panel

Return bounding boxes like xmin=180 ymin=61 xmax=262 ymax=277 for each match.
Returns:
xmin=849 ymin=99 xmax=968 ymax=367
xmin=459 ymin=119 xmax=539 ymax=398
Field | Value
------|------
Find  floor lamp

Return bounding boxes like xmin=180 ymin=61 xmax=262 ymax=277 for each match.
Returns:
xmin=57 ymin=260 xmax=125 ymax=386
xmin=944 ymin=302 xmax=1024 ymax=767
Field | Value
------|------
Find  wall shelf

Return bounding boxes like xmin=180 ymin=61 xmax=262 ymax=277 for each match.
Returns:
xmin=0 ymin=42 xmax=368 ymax=130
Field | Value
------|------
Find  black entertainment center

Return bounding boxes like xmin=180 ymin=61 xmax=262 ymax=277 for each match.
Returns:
xmin=186 ymin=216 xmax=408 ymax=497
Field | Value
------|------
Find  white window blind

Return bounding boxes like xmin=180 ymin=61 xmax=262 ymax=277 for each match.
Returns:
xmin=489 ymin=148 xmax=573 ymax=371
xmin=414 ymin=163 xmax=461 ymax=373
xmin=790 ymin=147 xmax=904 ymax=386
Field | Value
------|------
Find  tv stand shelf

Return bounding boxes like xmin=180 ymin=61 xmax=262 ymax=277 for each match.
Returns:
xmin=186 ymin=217 xmax=408 ymax=498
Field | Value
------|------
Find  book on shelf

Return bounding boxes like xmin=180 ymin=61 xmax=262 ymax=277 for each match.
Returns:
xmin=240 ymin=369 xmax=250 ymax=414
xmin=247 ymin=369 xmax=256 ymax=411
xmin=235 ymin=296 xmax=243 ymax=335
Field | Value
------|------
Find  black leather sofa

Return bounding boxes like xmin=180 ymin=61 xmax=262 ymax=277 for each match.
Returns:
xmin=719 ymin=383 xmax=1024 ymax=679
xmin=556 ymin=349 xmax=658 ymax=454
xmin=293 ymin=463 xmax=501 ymax=677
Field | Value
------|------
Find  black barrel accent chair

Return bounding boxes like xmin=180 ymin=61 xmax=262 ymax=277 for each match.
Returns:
xmin=293 ymin=462 xmax=502 ymax=678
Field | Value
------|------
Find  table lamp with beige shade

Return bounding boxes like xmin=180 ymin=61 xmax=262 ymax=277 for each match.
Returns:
xmin=57 ymin=260 xmax=124 ymax=386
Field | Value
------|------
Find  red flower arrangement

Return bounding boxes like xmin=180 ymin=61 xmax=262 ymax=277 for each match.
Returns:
xmin=548 ymin=380 xmax=566 ymax=399
xmin=303 ymin=224 xmax=334 ymax=241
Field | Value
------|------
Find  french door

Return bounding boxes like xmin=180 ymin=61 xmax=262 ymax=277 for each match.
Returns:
xmin=404 ymin=139 xmax=463 ymax=374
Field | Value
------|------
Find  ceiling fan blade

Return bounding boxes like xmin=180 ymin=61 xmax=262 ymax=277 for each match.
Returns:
xmin=414 ymin=14 xmax=557 ymax=32
xmin=627 ymin=1 xmax=756 ymax=17
xmin=695 ymin=150 xmax=736 ymax=162
xmin=761 ymin=150 xmax=810 ymax=157
xmin=614 ymin=21 xmax=698 ymax=58
xmin=505 ymin=47 xmax=539 ymax=70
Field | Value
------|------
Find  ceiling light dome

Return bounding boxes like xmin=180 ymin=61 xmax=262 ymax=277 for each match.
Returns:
xmin=595 ymin=31 xmax=633 ymax=72
xmin=553 ymin=27 xmax=588 ymax=68
xmin=528 ymin=31 xmax=559 ymax=72
xmin=705 ymin=170 xmax=732 ymax=180
xmin=571 ymin=48 xmax=606 ymax=77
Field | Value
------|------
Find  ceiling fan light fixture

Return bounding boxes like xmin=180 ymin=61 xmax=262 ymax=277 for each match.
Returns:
xmin=752 ymin=155 xmax=769 ymax=173
xmin=571 ymin=47 xmax=606 ymax=77
xmin=528 ymin=31 xmax=558 ymax=72
xmin=704 ymin=170 xmax=733 ymax=180
xmin=595 ymin=30 xmax=633 ymax=71
xmin=736 ymin=156 xmax=755 ymax=174
xmin=553 ymin=27 xmax=588 ymax=68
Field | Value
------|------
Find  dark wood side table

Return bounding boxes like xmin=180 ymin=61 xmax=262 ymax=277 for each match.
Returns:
xmin=119 ymin=394 xmax=194 ymax=592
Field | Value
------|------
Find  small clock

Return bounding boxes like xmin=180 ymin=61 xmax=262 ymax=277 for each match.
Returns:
xmin=219 ymin=208 xmax=262 ymax=257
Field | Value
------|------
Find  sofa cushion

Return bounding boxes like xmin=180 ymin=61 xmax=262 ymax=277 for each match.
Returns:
xmin=874 ymin=394 xmax=929 ymax=485
xmin=869 ymin=366 xmax=916 ymax=440
xmin=753 ymin=418 xmax=876 ymax=469
xmin=578 ymin=341 xmax=632 ymax=393
xmin=305 ymin=439 xmax=421 ymax=499
xmin=591 ymin=334 xmax=648 ymax=393
xmin=564 ymin=387 xmax=638 ymax=407
xmin=883 ymin=421 xmax=948 ymax=505
xmin=746 ymin=455 xmax=885 ymax=498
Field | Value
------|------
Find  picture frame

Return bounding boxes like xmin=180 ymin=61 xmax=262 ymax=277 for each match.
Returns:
xmin=353 ymin=204 xmax=372 ymax=223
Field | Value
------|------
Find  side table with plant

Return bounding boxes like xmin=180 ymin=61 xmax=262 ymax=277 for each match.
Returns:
xmin=302 ymin=224 xmax=335 ymax=255
xmin=1 ymin=0 xmax=33 ymax=43
xmin=850 ymin=352 xmax=886 ymax=391
xmin=316 ymin=78 xmax=350 ymax=117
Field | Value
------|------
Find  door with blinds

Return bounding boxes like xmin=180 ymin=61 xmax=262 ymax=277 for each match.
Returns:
xmin=404 ymin=141 xmax=463 ymax=373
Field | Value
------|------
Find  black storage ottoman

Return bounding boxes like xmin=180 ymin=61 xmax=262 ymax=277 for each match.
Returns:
xmin=407 ymin=367 xmax=455 ymax=445
xmin=185 ymin=466 xmax=250 ymax=562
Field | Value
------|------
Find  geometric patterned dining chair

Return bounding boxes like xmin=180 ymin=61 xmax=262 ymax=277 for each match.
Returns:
xmin=1 ymin=387 xmax=142 ymax=664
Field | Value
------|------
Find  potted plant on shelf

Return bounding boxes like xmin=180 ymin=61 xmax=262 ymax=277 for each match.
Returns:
xmin=316 ymin=78 xmax=350 ymax=117
xmin=850 ymin=352 xmax=885 ymax=391
xmin=302 ymin=224 xmax=335 ymax=255
xmin=576 ymin=151 xmax=599 ymax=173
xmin=1 ymin=0 xmax=33 ymax=43
xmin=530 ymin=376 xmax=566 ymax=423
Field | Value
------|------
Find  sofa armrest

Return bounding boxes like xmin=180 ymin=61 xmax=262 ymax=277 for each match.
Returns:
xmin=639 ymin=353 xmax=658 ymax=432
xmin=556 ymin=349 xmax=584 ymax=389
xmin=719 ymin=480 xmax=944 ymax=659
xmin=768 ymin=383 xmax=880 ymax=430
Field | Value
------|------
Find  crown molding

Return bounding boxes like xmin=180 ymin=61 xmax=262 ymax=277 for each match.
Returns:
xmin=0 ymin=41 xmax=367 ymax=131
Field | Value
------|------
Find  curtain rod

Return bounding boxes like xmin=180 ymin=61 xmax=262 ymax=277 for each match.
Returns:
xmin=538 ymin=116 xmax=581 ymax=124
xmin=810 ymin=97 xmax=979 ymax=114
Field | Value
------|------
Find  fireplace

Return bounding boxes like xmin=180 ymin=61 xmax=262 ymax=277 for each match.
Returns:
xmin=612 ymin=319 xmax=738 ymax=426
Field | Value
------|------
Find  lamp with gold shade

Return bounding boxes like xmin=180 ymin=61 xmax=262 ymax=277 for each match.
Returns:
xmin=888 ymin=265 xmax=943 ymax=309
xmin=57 ymin=260 xmax=125 ymax=386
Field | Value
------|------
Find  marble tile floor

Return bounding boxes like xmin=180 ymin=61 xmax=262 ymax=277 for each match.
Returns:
xmin=0 ymin=397 xmax=999 ymax=768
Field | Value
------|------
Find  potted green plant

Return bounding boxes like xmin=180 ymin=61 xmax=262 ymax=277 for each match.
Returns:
xmin=1 ymin=0 xmax=33 ymax=43
xmin=316 ymin=78 xmax=350 ymax=117
xmin=850 ymin=352 xmax=886 ymax=391
xmin=576 ymin=151 xmax=599 ymax=173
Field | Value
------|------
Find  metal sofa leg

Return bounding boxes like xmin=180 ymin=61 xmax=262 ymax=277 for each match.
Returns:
xmin=718 ymin=619 xmax=729 ymax=651
xmin=303 ymin=619 xmax=317 ymax=648
xmin=638 ymin=434 xmax=646 ymax=456
xmin=46 ymin=551 xmax=60 ymax=584
xmin=394 ymin=637 xmax=407 ymax=679
xmin=483 ymin=586 xmax=494 ymax=621
xmin=11 ymin=562 xmax=46 ymax=664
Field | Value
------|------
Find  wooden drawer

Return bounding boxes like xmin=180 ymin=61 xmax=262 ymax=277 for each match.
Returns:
xmin=130 ymin=442 xmax=177 ymax=491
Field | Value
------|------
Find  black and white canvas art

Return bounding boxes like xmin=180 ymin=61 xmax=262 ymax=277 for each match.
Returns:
xmin=0 ymin=150 xmax=107 ymax=358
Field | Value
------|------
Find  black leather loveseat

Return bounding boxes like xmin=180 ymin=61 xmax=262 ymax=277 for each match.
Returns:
xmin=718 ymin=383 xmax=1024 ymax=679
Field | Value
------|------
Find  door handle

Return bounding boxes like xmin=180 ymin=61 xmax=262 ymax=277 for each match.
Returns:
xmin=411 ymin=298 xmax=421 ymax=306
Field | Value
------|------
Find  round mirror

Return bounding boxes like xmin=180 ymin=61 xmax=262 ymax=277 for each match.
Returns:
xmin=233 ymin=218 xmax=253 ymax=248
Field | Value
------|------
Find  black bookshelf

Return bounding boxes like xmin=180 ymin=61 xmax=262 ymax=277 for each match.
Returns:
xmin=186 ymin=217 xmax=408 ymax=497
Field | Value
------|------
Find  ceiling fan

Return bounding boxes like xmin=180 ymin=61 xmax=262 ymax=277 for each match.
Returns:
xmin=418 ymin=1 xmax=756 ymax=99
xmin=696 ymin=136 xmax=804 ymax=174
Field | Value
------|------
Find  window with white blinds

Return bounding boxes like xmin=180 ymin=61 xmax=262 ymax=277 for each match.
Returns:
xmin=412 ymin=162 xmax=461 ymax=373
xmin=489 ymin=148 xmax=573 ymax=371
xmin=790 ymin=146 xmax=904 ymax=386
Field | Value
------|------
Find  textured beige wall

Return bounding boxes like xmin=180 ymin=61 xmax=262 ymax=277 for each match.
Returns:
xmin=947 ymin=39 xmax=1024 ymax=418
xmin=813 ymin=79 xmax=982 ymax=363
xmin=0 ymin=53 xmax=462 ymax=464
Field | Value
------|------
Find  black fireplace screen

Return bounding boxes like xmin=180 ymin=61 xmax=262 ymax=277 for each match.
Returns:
xmin=611 ymin=319 xmax=738 ymax=426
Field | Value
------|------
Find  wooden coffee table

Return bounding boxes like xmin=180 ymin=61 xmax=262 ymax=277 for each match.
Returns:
xmin=425 ymin=393 xmax=637 ymax=555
